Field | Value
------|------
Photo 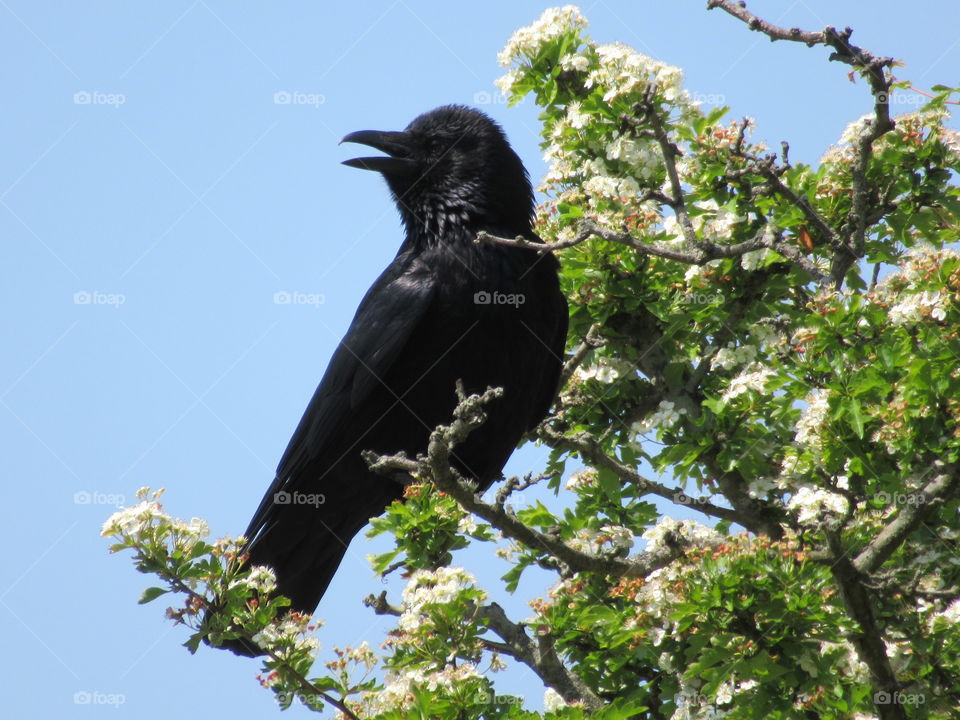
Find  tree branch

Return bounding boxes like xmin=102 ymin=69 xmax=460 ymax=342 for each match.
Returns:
xmin=535 ymin=424 xmax=753 ymax=529
xmin=854 ymin=461 xmax=960 ymax=574
xmin=824 ymin=530 xmax=906 ymax=720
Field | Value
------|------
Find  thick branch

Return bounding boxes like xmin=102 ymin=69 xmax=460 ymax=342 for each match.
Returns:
xmin=363 ymin=385 xmax=692 ymax=580
xmin=824 ymin=531 xmax=906 ymax=720
xmin=364 ymin=589 xmax=604 ymax=710
xmin=476 ymin=602 xmax=603 ymax=709
xmin=365 ymin=444 xmax=687 ymax=579
xmin=854 ymin=461 xmax=960 ymax=574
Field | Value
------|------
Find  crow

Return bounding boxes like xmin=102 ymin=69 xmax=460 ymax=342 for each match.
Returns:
xmin=215 ymin=105 xmax=567 ymax=655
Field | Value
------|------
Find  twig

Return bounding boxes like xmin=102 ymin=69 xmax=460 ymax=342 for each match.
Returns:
xmin=170 ymin=576 xmax=361 ymax=720
xmin=536 ymin=424 xmax=752 ymax=529
xmin=480 ymin=219 xmax=828 ymax=282
xmin=558 ymin=323 xmax=605 ymax=389
xmin=707 ymin=0 xmax=896 ymax=287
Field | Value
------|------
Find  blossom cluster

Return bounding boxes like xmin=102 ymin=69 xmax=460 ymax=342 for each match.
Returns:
xmin=398 ymin=566 xmax=487 ymax=632
xmin=567 ymin=523 xmax=634 ymax=555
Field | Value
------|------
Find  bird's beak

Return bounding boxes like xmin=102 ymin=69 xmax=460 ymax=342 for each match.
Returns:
xmin=340 ymin=130 xmax=420 ymax=176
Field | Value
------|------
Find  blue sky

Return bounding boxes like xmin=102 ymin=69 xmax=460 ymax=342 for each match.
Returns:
xmin=2 ymin=1 xmax=957 ymax=717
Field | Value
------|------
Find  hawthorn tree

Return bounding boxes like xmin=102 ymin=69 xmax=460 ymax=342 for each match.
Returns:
xmin=105 ymin=4 xmax=960 ymax=719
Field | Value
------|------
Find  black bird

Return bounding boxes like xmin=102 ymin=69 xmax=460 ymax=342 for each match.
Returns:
xmin=217 ymin=105 xmax=567 ymax=655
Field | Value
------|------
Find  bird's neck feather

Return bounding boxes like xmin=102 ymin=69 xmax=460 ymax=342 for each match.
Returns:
xmin=396 ymin=192 xmax=530 ymax=251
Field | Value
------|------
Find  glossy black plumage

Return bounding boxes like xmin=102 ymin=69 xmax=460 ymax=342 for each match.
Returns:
xmin=220 ymin=106 xmax=567 ymax=655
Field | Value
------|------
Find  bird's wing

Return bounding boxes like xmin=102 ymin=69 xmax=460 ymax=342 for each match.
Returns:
xmin=527 ymin=282 xmax=569 ymax=432
xmin=243 ymin=256 xmax=435 ymax=543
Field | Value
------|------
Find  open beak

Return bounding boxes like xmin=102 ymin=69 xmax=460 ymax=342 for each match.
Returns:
xmin=340 ymin=130 xmax=419 ymax=175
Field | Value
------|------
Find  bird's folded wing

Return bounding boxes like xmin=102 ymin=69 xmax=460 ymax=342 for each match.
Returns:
xmin=242 ymin=257 xmax=435 ymax=543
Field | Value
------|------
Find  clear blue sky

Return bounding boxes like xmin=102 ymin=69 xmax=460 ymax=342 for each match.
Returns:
xmin=2 ymin=1 xmax=957 ymax=717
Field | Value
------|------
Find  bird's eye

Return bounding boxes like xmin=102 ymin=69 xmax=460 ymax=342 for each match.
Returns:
xmin=425 ymin=137 xmax=445 ymax=154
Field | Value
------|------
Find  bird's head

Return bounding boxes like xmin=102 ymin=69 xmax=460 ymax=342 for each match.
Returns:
xmin=341 ymin=105 xmax=534 ymax=241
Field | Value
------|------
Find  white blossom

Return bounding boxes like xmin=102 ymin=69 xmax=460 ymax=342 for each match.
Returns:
xmin=566 ymin=100 xmax=590 ymax=129
xmin=740 ymin=248 xmax=768 ymax=271
xmin=715 ymin=679 xmax=734 ymax=704
xmin=252 ymin=613 xmax=319 ymax=654
xmin=787 ymin=485 xmax=849 ymax=523
xmin=565 ymin=468 xmax=597 ymax=490
xmin=711 ymin=342 xmax=757 ymax=371
xmin=576 ymin=356 xmax=634 ymax=383
xmin=231 ymin=565 xmax=277 ymax=594
xmin=631 ymin=399 xmax=685 ymax=436
xmin=398 ymin=567 xmax=485 ymax=632
xmin=747 ymin=476 xmax=776 ymax=499
xmin=889 ymin=289 xmax=948 ymax=324
xmin=457 ymin=514 xmax=478 ymax=535
xmin=361 ymin=664 xmax=483 ymax=715
xmin=643 ymin=517 xmax=722 ymax=552
xmin=559 ymin=52 xmax=590 ymax=71
xmin=795 ymin=390 xmax=830 ymax=447
xmin=721 ymin=362 xmax=775 ymax=402
xmin=544 ymin=688 xmax=566 ymax=712
xmin=497 ymin=5 xmax=586 ymax=66
xmin=568 ymin=524 xmax=634 ymax=554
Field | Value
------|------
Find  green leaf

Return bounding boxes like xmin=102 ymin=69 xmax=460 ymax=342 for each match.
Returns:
xmin=183 ymin=632 xmax=203 ymax=655
xmin=138 ymin=586 xmax=168 ymax=604
xmin=847 ymin=398 xmax=865 ymax=439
